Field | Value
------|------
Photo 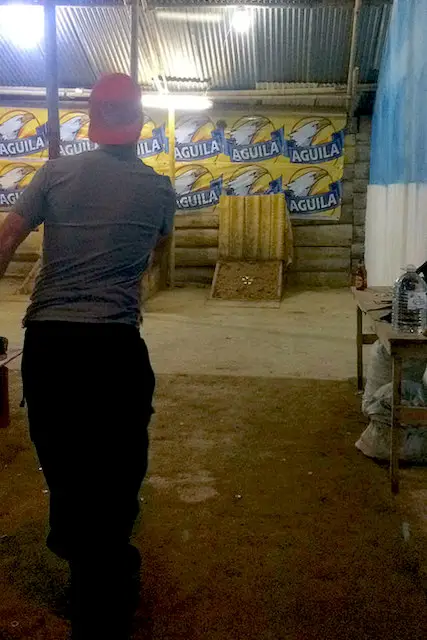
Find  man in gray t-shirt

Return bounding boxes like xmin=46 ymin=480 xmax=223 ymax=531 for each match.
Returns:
xmin=0 ymin=73 xmax=175 ymax=640
xmin=15 ymin=146 xmax=174 ymax=327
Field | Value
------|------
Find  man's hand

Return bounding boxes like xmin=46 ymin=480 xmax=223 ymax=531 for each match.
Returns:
xmin=0 ymin=212 xmax=31 ymax=279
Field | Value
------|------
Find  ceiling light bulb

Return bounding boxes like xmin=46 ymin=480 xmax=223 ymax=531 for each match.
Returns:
xmin=0 ymin=5 xmax=44 ymax=49
xmin=232 ymin=9 xmax=252 ymax=34
xmin=142 ymin=94 xmax=213 ymax=111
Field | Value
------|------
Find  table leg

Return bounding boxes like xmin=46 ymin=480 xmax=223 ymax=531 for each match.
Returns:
xmin=391 ymin=355 xmax=402 ymax=494
xmin=0 ymin=366 xmax=10 ymax=429
xmin=357 ymin=305 xmax=364 ymax=392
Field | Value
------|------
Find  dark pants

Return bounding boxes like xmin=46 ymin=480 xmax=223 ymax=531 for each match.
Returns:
xmin=22 ymin=321 xmax=155 ymax=639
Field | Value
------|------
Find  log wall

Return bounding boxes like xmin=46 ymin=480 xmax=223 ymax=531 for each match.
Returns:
xmin=173 ymin=119 xmax=372 ymax=289
xmin=174 ymin=213 xmax=219 ymax=284
xmin=351 ymin=116 xmax=371 ymax=273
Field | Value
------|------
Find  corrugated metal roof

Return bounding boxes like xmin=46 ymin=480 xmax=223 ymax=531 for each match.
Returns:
xmin=357 ymin=3 xmax=390 ymax=82
xmin=0 ymin=3 xmax=391 ymax=90
xmin=147 ymin=0 xmax=392 ymax=7
xmin=256 ymin=6 xmax=353 ymax=84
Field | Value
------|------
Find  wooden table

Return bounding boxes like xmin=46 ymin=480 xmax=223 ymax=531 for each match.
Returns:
xmin=353 ymin=287 xmax=427 ymax=494
xmin=0 ymin=348 xmax=23 ymax=429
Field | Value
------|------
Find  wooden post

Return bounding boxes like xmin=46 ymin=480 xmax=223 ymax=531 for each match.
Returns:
xmin=44 ymin=0 xmax=60 ymax=160
xmin=357 ymin=305 xmax=364 ymax=392
xmin=168 ymin=106 xmax=176 ymax=287
xmin=18 ymin=0 xmax=59 ymax=295
xmin=346 ymin=0 xmax=362 ymax=113
xmin=130 ymin=0 xmax=139 ymax=82
xmin=0 ymin=367 xmax=10 ymax=429
xmin=391 ymin=354 xmax=402 ymax=494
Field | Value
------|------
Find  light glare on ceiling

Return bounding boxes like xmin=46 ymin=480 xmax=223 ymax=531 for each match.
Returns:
xmin=156 ymin=11 xmax=222 ymax=24
xmin=232 ymin=9 xmax=252 ymax=34
xmin=0 ymin=5 xmax=44 ymax=49
xmin=142 ymin=94 xmax=213 ymax=111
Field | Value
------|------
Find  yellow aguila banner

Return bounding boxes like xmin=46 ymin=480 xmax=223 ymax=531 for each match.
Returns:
xmin=0 ymin=106 xmax=345 ymax=221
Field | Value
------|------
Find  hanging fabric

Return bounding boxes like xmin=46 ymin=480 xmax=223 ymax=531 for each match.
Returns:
xmin=365 ymin=0 xmax=427 ymax=286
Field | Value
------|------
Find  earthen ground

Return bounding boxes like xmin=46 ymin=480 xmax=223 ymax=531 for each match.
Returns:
xmin=1 ymin=282 xmax=427 ymax=639
xmin=212 ymin=261 xmax=281 ymax=301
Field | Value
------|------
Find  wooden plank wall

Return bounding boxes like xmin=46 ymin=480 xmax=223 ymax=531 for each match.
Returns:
xmin=289 ymin=223 xmax=352 ymax=287
xmin=286 ymin=131 xmax=355 ymax=288
xmin=351 ymin=116 xmax=371 ymax=273
xmin=175 ymin=213 xmax=219 ymax=284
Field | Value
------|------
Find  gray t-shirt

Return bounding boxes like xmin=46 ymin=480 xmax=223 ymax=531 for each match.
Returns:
xmin=14 ymin=148 xmax=175 ymax=327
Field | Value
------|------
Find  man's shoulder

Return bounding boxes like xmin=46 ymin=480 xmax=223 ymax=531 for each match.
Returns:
xmin=139 ymin=162 xmax=168 ymax=179
xmin=45 ymin=152 xmax=173 ymax=191
xmin=140 ymin=164 xmax=173 ymax=190
xmin=46 ymin=150 xmax=99 ymax=171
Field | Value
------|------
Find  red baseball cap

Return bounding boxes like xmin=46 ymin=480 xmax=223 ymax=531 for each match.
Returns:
xmin=89 ymin=73 xmax=143 ymax=145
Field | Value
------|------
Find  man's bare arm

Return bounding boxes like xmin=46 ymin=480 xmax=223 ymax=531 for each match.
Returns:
xmin=0 ymin=213 xmax=32 ymax=279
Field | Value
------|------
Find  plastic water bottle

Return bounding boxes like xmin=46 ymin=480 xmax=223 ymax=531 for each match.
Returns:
xmin=392 ymin=265 xmax=427 ymax=334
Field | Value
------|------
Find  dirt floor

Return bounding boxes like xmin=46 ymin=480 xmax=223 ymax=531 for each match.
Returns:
xmin=1 ymin=370 xmax=427 ymax=640
xmin=212 ymin=261 xmax=281 ymax=301
xmin=0 ymin=281 xmax=360 ymax=380
xmin=1 ymin=282 xmax=427 ymax=639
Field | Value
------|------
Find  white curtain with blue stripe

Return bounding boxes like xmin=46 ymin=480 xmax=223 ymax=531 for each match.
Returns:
xmin=365 ymin=0 xmax=427 ymax=286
